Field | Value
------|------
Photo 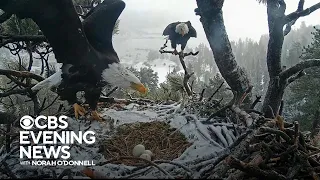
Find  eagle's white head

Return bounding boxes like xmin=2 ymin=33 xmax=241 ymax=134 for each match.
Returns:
xmin=101 ymin=63 xmax=147 ymax=94
xmin=175 ymin=22 xmax=189 ymax=37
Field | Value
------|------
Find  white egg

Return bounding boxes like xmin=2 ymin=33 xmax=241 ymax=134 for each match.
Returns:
xmin=139 ymin=153 xmax=151 ymax=161
xmin=143 ymin=150 xmax=153 ymax=157
xmin=132 ymin=144 xmax=145 ymax=157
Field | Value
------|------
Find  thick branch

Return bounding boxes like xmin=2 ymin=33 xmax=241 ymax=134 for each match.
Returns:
xmin=285 ymin=2 xmax=320 ymax=23
xmin=0 ymin=34 xmax=47 ymax=47
xmin=287 ymin=70 xmax=306 ymax=84
xmin=280 ymin=59 xmax=320 ymax=79
xmin=0 ymin=69 xmax=44 ymax=82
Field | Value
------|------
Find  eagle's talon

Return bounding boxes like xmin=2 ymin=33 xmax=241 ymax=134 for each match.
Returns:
xmin=91 ymin=110 xmax=103 ymax=121
xmin=179 ymin=51 xmax=184 ymax=57
xmin=74 ymin=103 xmax=86 ymax=119
xmin=172 ymin=49 xmax=178 ymax=55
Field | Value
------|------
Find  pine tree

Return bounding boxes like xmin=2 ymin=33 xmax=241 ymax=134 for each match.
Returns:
xmin=286 ymin=27 xmax=320 ymax=130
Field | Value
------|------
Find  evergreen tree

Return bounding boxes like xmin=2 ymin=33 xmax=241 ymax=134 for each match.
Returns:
xmin=285 ymin=27 xmax=320 ymax=130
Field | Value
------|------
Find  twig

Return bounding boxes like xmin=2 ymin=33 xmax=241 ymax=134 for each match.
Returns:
xmin=159 ymin=49 xmax=199 ymax=57
xmin=250 ymin=95 xmax=261 ymax=109
xmin=260 ymin=127 xmax=291 ymax=143
xmin=105 ymin=87 xmax=118 ymax=97
xmin=238 ymin=85 xmax=253 ymax=106
xmin=226 ymin=156 xmax=287 ymax=180
xmin=199 ymin=88 xmax=205 ymax=101
xmin=205 ymin=91 xmax=238 ymax=122
xmin=207 ymin=82 xmax=224 ymax=102
xmin=278 ymin=100 xmax=284 ymax=116
xmin=40 ymin=95 xmax=60 ymax=112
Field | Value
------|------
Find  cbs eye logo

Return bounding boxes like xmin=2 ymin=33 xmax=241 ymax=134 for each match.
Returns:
xmin=20 ymin=116 xmax=35 ymax=130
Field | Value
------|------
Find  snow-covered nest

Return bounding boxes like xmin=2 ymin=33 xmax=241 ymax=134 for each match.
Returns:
xmin=0 ymin=101 xmax=248 ymax=179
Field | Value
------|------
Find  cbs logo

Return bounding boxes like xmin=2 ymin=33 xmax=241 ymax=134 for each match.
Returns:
xmin=20 ymin=115 xmax=69 ymax=130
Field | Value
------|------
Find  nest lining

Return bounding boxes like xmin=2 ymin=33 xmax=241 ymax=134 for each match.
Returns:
xmin=99 ymin=121 xmax=192 ymax=166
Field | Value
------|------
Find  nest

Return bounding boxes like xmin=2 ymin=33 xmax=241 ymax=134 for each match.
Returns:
xmin=99 ymin=121 xmax=192 ymax=166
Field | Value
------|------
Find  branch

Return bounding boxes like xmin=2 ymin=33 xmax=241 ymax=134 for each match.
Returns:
xmin=205 ymin=91 xmax=238 ymax=122
xmin=0 ymin=88 xmax=30 ymax=97
xmin=250 ymin=95 xmax=262 ymax=109
xmin=207 ymin=82 xmax=224 ymax=102
xmin=280 ymin=59 xmax=320 ymax=80
xmin=0 ymin=34 xmax=47 ymax=47
xmin=159 ymin=49 xmax=199 ymax=57
xmin=160 ymin=49 xmax=199 ymax=96
xmin=285 ymin=2 xmax=320 ymax=23
xmin=287 ymin=70 xmax=306 ymax=84
xmin=226 ymin=156 xmax=286 ymax=180
xmin=0 ymin=69 xmax=44 ymax=82
xmin=283 ymin=0 xmax=304 ymax=36
xmin=199 ymin=88 xmax=205 ymax=101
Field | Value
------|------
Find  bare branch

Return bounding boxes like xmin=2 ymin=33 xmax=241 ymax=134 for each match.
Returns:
xmin=285 ymin=2 xmax=320 ymax=23
xmin=159 ymin=50 xmax=199 ymax=96
xmin=250 ymin=95 xmax=262 ymax=109
xmin=207 ymin=82 xmax=224 ymax=102
xmin=0 ymin=69 xmax=44 ymax=82
xmin=0 ymin=88 xmax=30 ymax=97
xmin=0 ymin=34 xmax=47 ymax=47
xmin=283 ymin=0 xmax=304 ymax=36
xmin=287 ymin=70 xmax=306 ymax=84
xmin=297 ymin=0 xmax=305 ymax=11
xmin=5 ymin=75 xmax=28 ymax=87
xmin=159 ymin=49 xmax=199 ymax=57
xmin=280 ymin=59 xmax=320 ymax=80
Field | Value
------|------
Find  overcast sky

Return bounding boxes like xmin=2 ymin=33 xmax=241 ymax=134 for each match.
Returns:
xmin=120 ymin=0 xmax=320 ymax=42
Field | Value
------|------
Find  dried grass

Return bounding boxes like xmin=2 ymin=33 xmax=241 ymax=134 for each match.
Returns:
xmin=99 ymin=121 xmax=192 ymax=166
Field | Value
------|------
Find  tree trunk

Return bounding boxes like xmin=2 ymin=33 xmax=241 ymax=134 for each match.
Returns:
xmin=261 ymin=1 xmax=286 ymax=118
xmin=196 ymin=0 xmax=251 ymax=104
xmin=261 ymin=78 xmax=286 ymax=117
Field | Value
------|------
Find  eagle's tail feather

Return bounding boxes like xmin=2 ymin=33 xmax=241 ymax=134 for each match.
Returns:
xmin=31 ymin=70 xmax=63 ymax=92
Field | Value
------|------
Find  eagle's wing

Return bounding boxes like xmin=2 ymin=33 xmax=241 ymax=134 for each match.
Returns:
xmin=82 ymin=0 xmax=125 ymax=54
xmin=163 ymin=22 xmax=178 ymax=36
xmin=24 ymin=0 xmax=96 ymax=65
xmin=188 ymin=23 xmax=197 ymax=38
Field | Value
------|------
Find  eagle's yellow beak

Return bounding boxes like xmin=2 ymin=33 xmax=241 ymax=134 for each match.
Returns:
xmin=181 ymin=31 xmax=185 ymax=36
xmin=130 ymin=82 xmax=147 ymax=94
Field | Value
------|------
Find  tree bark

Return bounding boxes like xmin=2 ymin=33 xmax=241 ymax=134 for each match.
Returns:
xmin=195 ymin=0 xmax=251 ymax=104
xmin=261 ymin=1 xmax=286 ymax=117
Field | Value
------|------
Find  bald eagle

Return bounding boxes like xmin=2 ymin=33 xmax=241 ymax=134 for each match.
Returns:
xmin=162 ymin=21 xmax=197 ymax=55
xmin=29 ymin=0 xmax=147 ymax=120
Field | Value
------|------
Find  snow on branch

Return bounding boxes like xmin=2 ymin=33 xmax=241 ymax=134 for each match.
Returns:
xmin=285 ymin=2 xmax=320 ymax=23
xmin=159 ymin=49 xmax=199 ymax=96
xmin=279 ymin=59 xmax=320 ymax=80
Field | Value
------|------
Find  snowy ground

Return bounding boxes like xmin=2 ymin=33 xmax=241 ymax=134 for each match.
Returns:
xmin=0 ymin=102 xmax=246 ymax=179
